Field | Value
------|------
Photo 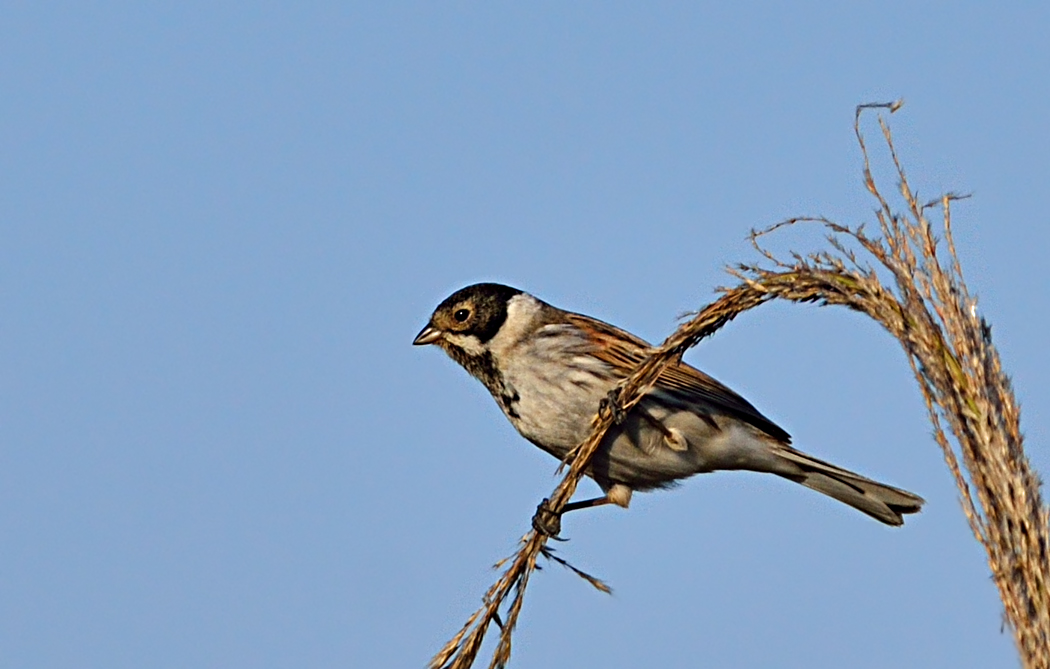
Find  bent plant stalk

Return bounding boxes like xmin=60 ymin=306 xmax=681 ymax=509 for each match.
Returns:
xmin=430 ymin=103 xmax=1050 ymax=669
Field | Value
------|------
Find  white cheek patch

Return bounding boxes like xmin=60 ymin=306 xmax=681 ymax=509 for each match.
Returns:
xmin=444 ymin=333 xmax=485 ymax=357
xmin=487 ymin=294 xmax=543 ymax=357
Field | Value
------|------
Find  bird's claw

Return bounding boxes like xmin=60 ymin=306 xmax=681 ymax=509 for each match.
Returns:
xmin=532 ymin=498 xmax=566 ymax=540
xmin=599 ymin=391 xmax=627 ymax=425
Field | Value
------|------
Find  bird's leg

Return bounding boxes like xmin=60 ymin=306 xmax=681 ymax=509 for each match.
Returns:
xmin=562 ymin=496 xmax=616 ymax=513
xmin=532 ymin=495 xmax=615 ymax=538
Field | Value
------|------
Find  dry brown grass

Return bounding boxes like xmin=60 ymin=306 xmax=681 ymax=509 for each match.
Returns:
xmin=429 ymin=102 xmax=1050 ymax=669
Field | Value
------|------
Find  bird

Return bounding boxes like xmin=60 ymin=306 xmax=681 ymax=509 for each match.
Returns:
xmin=413 ymin=282 xmax=923 ymax=534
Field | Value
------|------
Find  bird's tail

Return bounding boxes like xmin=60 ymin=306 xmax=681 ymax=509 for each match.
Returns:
xmin=771 ymin=444 xmax=924 ymax=526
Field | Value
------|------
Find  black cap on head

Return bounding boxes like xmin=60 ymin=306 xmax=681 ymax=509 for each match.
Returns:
xmin=428 ymin=282 xmax=523 ymax=344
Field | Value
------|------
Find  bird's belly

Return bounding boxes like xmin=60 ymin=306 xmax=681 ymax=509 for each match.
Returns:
xmin=594 ymin=407 xmax=786 ymax=490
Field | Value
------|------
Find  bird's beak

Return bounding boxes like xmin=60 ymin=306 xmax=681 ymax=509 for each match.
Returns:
xmin=413 ymin=324 xmax=442 ymax=346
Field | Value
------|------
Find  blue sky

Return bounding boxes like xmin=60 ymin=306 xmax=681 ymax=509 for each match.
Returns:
xmin=2 ymin=3 xmax=1048 ymax=667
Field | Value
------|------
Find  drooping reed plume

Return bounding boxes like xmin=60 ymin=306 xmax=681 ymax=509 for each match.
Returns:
xmin=430 ymin=102 xmax=1049 ymax=669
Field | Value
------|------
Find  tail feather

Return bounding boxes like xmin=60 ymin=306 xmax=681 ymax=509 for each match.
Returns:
xmin=773 ymin=445 xmax=924 ymax=526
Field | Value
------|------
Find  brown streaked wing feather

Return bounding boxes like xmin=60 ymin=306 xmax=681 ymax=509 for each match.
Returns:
xmin=564 ymin=312 xmax=792 ymax=443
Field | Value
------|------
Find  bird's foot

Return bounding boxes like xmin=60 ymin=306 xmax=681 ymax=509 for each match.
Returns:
xmin=532 ymin=498 xmax=566 ymax=540
xmin=599 ymin=391 xmax=627 ymax=425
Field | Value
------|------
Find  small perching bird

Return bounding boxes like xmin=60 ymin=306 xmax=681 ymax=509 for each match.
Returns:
xmin=414 ymin=283 xmax=923 ymax=533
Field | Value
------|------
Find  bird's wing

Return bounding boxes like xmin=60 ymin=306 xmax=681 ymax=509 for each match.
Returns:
xmin=564 ymin=311 xmax=791 ymax=443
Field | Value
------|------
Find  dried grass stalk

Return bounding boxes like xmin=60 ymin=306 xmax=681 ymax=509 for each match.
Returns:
xmin=430 ymin=102 xmax=1049 ymax=669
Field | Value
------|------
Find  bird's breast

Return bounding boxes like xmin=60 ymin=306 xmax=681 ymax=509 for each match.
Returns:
xmin=497 ymin=347 xmax=617 ymax=456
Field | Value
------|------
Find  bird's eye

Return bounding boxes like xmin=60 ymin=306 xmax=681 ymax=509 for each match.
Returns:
xmin=453 ymin=308 xmax=471 ymax=322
